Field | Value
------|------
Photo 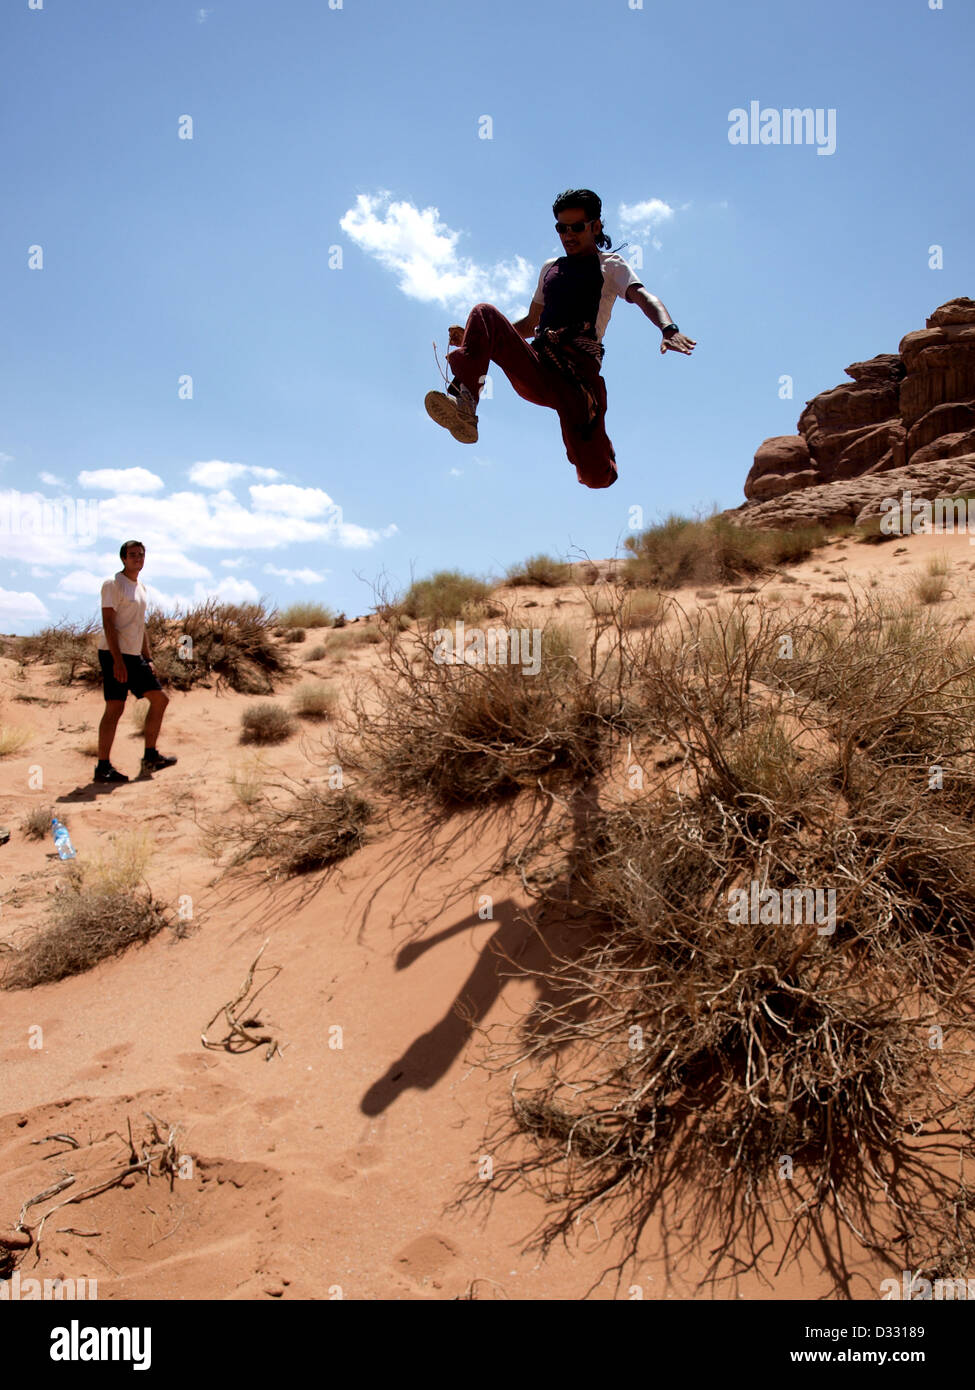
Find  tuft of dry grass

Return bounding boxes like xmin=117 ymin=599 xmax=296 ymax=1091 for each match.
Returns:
xmin=304 ymin=643 xmax=328 ymax=661
xmin=278 ymin=602 xmax=335 ymax=629
xmin=291 ymin=681 xmax=338 ymax=720
xmin=2 ymin=828 xmax=176 ymax=990
xmin=913 ymin=553 xmax=951 ymax=604
xmin=217 ymin=777 xmax=373 ymax=877
xmin=505 ymin=554 xmax=572 ymax=588
xmin=1 ymin=882 xmax=176 ymax=989
xmin=0 ymin=723 xmax=31 ymax=757
xmin=623 ymin=513 xmax=828 ymax=589
xmin=399 ymin=570 xmax=495 ymax=625
xmin=240 ymin=702 xmax=295 ymax=744
xmin=283 ymin=627 xmax=306 ymax=643
xmin=20 ymin=805 xmax=55 ymax=840
xmin=326 ymin=626 xmax=384 ymax=659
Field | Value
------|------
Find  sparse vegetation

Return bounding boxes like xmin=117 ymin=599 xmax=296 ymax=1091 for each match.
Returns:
xmin=21 ymin=805 xmax=55 ymax=840
xmin=1 ymin=829 xmax=178 ymax=989
xmin=304 ymin=644 xmax=328 ymax=661
xmin=504 ymin=554 xmax=571 ymax=588
xmin=436 ymin=587 xmax=975 ymax=1286
xmin=0 ymin=723 xmax=31 ymax=757
xmin=291 ymin=681 xmax=338 ymax=720
xmin=623 ymin=513 xmax=827 ymax=589
xmin=217 ymin=777 xmax=373 ymax=877
xmin=284 ymin=627 xmax=306 ymax=643
xmin=349 ymin=616 xmax=606 ymax=807
xmin=914 ymin=553 xmax=951 ymax=604
xmin=327 ymin=626 xmax=384 ymax=658
xmin=278 ymin=602 xmax=335 ymax=629
xmin=147 ymin=600 xmax=293 ymax=694
xmin=240 ymin=701 xmax=295 ymax=744
xmin=399 ymin=570 xmax=495 ymax=625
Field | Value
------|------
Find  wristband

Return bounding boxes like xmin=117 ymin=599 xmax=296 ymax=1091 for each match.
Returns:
xmin=662 ymin=323 xmax=679 ymax=337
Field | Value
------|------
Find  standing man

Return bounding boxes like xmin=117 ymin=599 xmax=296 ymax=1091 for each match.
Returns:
xmin=424 ymin=188 xmax=696 ymax=489
xmin=94 ymin=540 xmax=177 ymax=784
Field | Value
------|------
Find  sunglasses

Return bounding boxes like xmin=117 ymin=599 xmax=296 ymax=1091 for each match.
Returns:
xmin=555 ymin=219 xmax=594 ymax=235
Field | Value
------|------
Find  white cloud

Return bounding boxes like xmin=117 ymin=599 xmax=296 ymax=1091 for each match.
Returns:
xmin=617 ymin=199 xmax=675 ymax=239
xmin=147 ymin=576 xmax=261 ymax=609
xmin=38 ymin=471 xmax=65 ymax=486
xmin=249 ymin=483 xmax=338 ymax=518
xmin=263 ymin=564 xmax=328 ymax=585
xmin=0 ymin=452 xmax=14 ymax=464
xmin=53 ymin=570 xmax=105 ymax=597
xmin=188 ymin=459 xmax=282 ymax=489
xmin=220 ymin=556 xmax=244 ymax=568
xmin=340 ymin=192 xmax=534 ymax=313
xmin=0 ymin=585 xmax=49 ymax=623
xmin=78 ymin=467 xmax=164 ymax=493
xmin=449 ymin=468 xmax=463 ymax=477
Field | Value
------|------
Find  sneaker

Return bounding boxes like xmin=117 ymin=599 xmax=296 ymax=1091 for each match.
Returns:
xmin=424 ymin=382 xmax=478 ymax=443
xmin=141 ymin=751 xmax=177 ymax=773
xmin=93 ymin=763 xmax=129 ymax=784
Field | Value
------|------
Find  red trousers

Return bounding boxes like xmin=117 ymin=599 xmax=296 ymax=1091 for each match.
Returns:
xmin=446 ymin=303 xmax=618 ymax=489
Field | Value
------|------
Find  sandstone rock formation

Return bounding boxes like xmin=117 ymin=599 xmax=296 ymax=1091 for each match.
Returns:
xmin=732 ymin=298 xmax=975 ymax=529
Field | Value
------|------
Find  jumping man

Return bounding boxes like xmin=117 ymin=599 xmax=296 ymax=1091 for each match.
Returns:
xmin=94 ymin=539 xmax=177 ymax=784
xmin=424 ymin=188 xmax=696 ymax=489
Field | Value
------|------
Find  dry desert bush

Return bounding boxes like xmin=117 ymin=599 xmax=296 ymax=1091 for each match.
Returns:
xmin=442 ymin=588 xmax=975 ymax=1285
xmin=278 ymin=601 xmax=335 ymax=628
xmin=240 ymin=701 xmax=295 ymax=744
xmin=147 ymin=599 xmax=293 ymax=694
xmin=348 ymin=614 xmax=609 ymax=807
xmin=213 ymin=774 xmax=373 ymax=877
xmin=504 ymin=553 xmax=572 ymax=588
xmin=1 ymin=829 xmax=179 ymax=990
xmin=290 ymin=681 xmax=338 ymax=720
xmin=623 ymin=512 xmax=828 ymax=589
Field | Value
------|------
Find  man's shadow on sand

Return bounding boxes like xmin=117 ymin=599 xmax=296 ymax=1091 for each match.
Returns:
xmin=360 ymin=891 xmax=593 ymax=1117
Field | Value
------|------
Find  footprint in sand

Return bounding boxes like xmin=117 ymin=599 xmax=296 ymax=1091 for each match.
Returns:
xmin=392 ymin=1233 xmax=462 ymax=1289
xmin=69 ymin=1041 xmax=134 ymax=1081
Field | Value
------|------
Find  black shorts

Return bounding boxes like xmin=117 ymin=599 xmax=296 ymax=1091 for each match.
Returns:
xmin=99 ymin=650 xmax=163 ymax=701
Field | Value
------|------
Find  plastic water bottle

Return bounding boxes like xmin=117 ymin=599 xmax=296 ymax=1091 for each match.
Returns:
xmin=51 ymin=817 xmax=76 ymax=860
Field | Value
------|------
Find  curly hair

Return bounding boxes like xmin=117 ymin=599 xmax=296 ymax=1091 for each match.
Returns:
xmin=552 ymin=188 xmax=612 ymax=250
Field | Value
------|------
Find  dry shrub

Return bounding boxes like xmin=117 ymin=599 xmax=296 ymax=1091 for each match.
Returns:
xmin=278 ymin=602 xmax=334 ymax=628
xmin=2 ymin=829 xmax=175 ymax=990
xmin=348 ymin=616 xmax=609 ymax=807
xmin=291 ymin=681 xmax=338 ymax=720
xmin=505 ymin=554 xmax=571 ymax=587
xmin=240 ymin=702 xmax=295 ymax=744
xmin=219 ymin=777 xmax=373 ymax=877
xmin=304 ymin=644 xmax=328 ymax=661
xmin=0 ymin=724 xmax=31 ymax=757
xmin=327 ymin=626 xmax=384 ymax=658
xmin=1 ymin=883 xmax=175 ymax=990
xmin=229 ymin=755 xmax=267 ymax=808
xmin=400 ymin=570 xmax=495 ymax=625
xmin=455 ymin=590 xmax=975 ymax=1285
xmin=149 ymin=600 xmax=292 ymax=693
xmin=284 ymin=627 xmax=306 ymax=643
xmin=20 ymin=805 xmax=54 ymax=839
xmin=623 ymin=513 xmax=826 ymax=589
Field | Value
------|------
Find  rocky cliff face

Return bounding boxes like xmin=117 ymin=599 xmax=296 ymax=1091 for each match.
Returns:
xmin=734 ymin=297 xmax=975 ymax=528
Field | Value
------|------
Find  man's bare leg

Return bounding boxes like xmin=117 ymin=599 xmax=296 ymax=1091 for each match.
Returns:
xmin=98 ymin=699 xmax=126 ymax=761
xmin=143 ymin=690 xmax=169 ymax=752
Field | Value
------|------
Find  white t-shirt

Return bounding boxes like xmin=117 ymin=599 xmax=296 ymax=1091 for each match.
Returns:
xmin=531 ymin=249 xmax=643 ymax=341
xmin=98 ymin=571 xmax=148 ymax=655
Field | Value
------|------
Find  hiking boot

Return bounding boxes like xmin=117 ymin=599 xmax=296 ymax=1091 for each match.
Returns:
xmin=141 ymin=750 xmax=177 ymax=774
xmin=93 ymin=762 xmax=129 ymax=784
xmin=424 ymin=381 xmax=478 ymax=443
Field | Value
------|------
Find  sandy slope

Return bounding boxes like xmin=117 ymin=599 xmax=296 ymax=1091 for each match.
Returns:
xmin=2 ymin=530 xmax=975 ymax=1301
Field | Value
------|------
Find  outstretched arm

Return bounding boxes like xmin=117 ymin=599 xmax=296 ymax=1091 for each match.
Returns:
xmin=625 ymin=284 xmax=696 ymax=355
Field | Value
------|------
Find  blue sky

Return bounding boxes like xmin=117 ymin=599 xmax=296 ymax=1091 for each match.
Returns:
xmin=1 ymin=0 xmax=972 ymax=633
